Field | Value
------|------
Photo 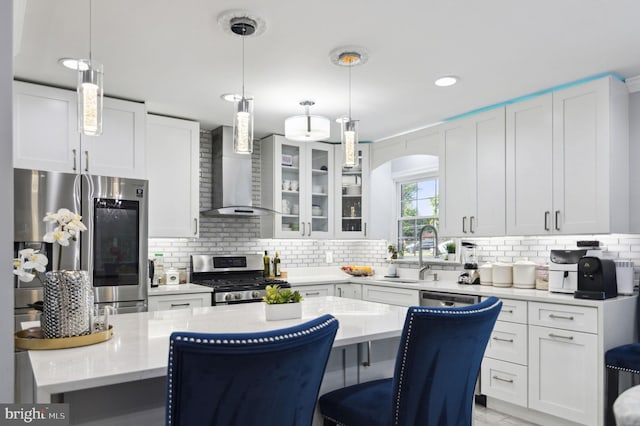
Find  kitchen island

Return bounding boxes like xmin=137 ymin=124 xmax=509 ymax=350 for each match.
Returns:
xmin=27 ymin=296 xmax=407 ymax=425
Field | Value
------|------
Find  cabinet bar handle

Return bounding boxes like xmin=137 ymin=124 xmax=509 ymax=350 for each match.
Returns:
xmin=306 ymin=292 xmax=320 ymax=296
xmin=170 ymin=303 xmax=190 ymax=308
xmin=362 ymin=341 xmax=372 ymax=367
xmin=462 ymin=216 xmax=468 ymax=233
xmin=470 ymin=216 xmax=475 ymax=233
xmin=544 ymin=211 xmax=550 ymax=231
xmin=194 ymin=218 xmax=198 ymax=235
xmin=364 ymin=222 xmax=367 ymax=237
xmin=549 ymin=313 xmax=574 ymax=321
xmin=492 ymin=375 xmax=514 ymax=383
xmin=307 ymin=222 xmax=311 ymax=237
xmin=72 ymin=149 xmax=77 ymax=171
xmin=502 ymin=309 xmax=514 ymax=314
xmin=549 ymin=333 xmax=574 ymax=340
xmin=301 ymin=222 xmax=305 ymax=236
xmin=84 ymin=150 xmax=89 ymax=172
xmin=338 ymin=287 xmax=343 ymax=297
xmin=492 ymin=336 xmax=514 ymax=343
xmin=555 ymin=210 xmax=561 ymax=231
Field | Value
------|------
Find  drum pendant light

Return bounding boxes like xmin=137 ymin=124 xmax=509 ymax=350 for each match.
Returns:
xmin=78 ymin=0 xmax=103 ymax=136
xmin=230 ymin=17 xmax=256 ymax=154
xmin=284 ymin=101 xmax=330 ymax=142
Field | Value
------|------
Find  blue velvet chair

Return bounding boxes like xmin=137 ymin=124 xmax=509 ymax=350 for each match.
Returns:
xmin=605 ymin=294 xmax=640 ymax=426
xmin=319 ymin=296 xmax=502 ymax=426
xmin=166 ymin=314 xmax=339 ymax=426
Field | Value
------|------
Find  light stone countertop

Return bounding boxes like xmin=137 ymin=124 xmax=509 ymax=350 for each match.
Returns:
xmin=28 ymin=296 xmax=407 ymax=403
xmin=148 ymin=283 xmax=213 ymax=296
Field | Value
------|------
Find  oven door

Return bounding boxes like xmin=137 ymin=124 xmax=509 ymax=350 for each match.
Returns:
xmin=82 ymin=175 xmax=148 ymax=305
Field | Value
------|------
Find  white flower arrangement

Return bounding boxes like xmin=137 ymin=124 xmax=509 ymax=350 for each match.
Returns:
xmin=13 ymin=208 xmax=87 ymax=282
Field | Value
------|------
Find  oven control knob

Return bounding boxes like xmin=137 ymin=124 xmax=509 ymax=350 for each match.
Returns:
xmin=234 ymin=293 xmax=242 ymax=300
xmin=251 ymin=291 xmax=261 ymax=298
xmin=224 ymin=293 xmax=233 ymax=302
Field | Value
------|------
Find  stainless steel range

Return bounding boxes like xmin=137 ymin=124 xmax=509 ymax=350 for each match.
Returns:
xmin=190 ymin=254 xmax=289 ymax=305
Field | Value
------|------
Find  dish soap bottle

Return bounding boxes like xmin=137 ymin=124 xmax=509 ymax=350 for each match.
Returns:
xmin=263 ymin=251 xmax=271 ymax=277
xmin=273 ymin=251 xmax=281 ymax=277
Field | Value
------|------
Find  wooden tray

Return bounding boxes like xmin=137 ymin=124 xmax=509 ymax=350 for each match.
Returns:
xmin=15 ymin=326 xmax=113 ymax=350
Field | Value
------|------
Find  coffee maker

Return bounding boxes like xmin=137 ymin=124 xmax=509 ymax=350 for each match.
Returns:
xmin=575 ymin=257 xmax=617 ymax=300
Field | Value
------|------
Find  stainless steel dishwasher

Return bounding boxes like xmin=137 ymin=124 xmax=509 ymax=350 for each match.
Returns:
xmin=420 ymin=290 xmax=480 ymax=308
xmin=419 ymin=290 xmax=487 ymax=405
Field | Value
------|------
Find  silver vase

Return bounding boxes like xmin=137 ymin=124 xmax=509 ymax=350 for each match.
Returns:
xmin=41 ymin=270 xmax=94 ymax=338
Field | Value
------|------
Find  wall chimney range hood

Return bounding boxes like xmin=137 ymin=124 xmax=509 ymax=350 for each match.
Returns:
xmin=201 ymin=126 xmax=276 ymax=216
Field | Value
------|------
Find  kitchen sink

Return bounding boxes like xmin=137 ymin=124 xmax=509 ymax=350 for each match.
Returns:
xmin=378 ymin=277 xmax=420 ymax=284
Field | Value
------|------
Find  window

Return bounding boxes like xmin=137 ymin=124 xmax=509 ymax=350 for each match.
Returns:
xmin=397 ymin=177 xmax=439 ymax=258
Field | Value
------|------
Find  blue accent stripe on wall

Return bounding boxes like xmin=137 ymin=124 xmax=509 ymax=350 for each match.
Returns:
xmin=444 ymin=73 xmax=625 ymax=122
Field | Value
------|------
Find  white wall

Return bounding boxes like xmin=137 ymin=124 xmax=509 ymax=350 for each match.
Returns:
xmin=0 ymin=0 xmax=14 ymax=403
xmin=629 ymin=92 xmax=640 ymax=232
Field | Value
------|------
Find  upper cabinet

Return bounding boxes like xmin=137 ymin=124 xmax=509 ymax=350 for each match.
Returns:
xmin=13 ymin=81 xmax=146 ymax=179
xmin=147 ymin=114 xmax=200 ymax=238
xmin=506 ymin=76 xmax=629 ymax=235
xmin=261 ymin=135 xmax=334 ymax=239
xmin=334 ymin=145 xmax=370 ymax=239
xmin=439 ymin=108 xmax=506 ymax=237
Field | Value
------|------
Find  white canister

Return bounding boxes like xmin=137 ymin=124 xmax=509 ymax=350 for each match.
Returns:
xmin=513 ymin=259 xmax=536 ymax=289
xmin=492 ymin=263 xmax=513 ymax=287
xmin=478 ymin=263 xmax=493 ymax=286
xmin=615 ymin=260 xmax=635 ymax=295
xmin=165 ymin=268 xmax=180 ymax=286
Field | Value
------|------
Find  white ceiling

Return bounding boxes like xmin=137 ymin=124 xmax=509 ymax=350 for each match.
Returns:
xmin=12 ymin=0 xmax=640 ymax=142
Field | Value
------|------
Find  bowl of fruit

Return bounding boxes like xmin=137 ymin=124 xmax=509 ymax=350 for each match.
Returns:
xmin=341 ymin=265 xmax=374 ymax=277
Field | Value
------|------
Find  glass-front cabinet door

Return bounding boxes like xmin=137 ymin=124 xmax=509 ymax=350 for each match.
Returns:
xmin=279 ymin=141 xmax=303 ymax=237
xmin=334 ymin=145 xmax=369 ymax=238
xmin=308 ymin=144 xmax=333 ymax=237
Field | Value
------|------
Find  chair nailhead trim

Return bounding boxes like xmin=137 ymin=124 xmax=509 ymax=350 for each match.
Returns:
xmin=166 ymin=316 xmax=338 ymax=423
xmin=393 ymin=299 xmax=501 ymax=425
xmin=606 ymin=365 xmax=640 ymax=374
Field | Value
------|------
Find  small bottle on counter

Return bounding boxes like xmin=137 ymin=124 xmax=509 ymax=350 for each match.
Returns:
xmin=273 ymin=251 xmax=281 ymax=277
xmin=263 ymin=251 xmax=271 ymax=277
xmin=178 ymin=267 xmax=188 ymax=284
xmin=153 ymin=253 xmax=165 ymax=286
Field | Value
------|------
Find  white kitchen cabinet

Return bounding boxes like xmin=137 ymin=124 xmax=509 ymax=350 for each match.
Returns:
xmin=148 ymin=292 xmax=211 ymax=311
xmin=334 ymin=283 xmax=362 ymax=299
xmin=361 ymin=285 xmax=419 ymax=306
xmin=13 ymin=81 xmax=147 ymax=179
xmin=261 ymin=135 xmax=334 ymax=238
xmin=481 ymin=297 xmax=528 ymax=408
xmin=147 ymin=114 xmax=200 ymax=238
xmin=506 ymin=76 xmax=629 ymax=235
xmin=528 ymin=325 xmax=598 ymax=425
xmin=292 ymin=284 xmax=334 ymax=298
xmin=334 ymin=145 xmax=370 ymax=238
xmin=439 ymin=108 xmax=506 ymax=237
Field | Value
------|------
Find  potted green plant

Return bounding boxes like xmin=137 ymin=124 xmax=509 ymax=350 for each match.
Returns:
xmin=263 ymin=285 xmax=304 ymax=321
xmin=445 ymin=241 xmax=457 ymax=261
xmin=387 ymin=245 xmax=398 ymax=260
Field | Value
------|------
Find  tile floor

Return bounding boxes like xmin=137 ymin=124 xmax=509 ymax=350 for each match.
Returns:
xmin=474 ymin=404 xmax=539 ymax=426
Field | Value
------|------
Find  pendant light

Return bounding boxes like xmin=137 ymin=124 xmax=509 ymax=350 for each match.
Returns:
xmin=284 ymin=101 xmax=330 ymax=142
xmin=331 ymin=49 xmax=366 ymax=168
xmin=78 ymin=0 xmax=103 ymax=136
xmin=230 ymin=17 xmax=256 ymax=154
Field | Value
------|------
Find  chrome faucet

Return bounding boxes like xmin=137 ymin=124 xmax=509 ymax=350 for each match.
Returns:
xmin=418 ymin=224 xmax=440 ymax=281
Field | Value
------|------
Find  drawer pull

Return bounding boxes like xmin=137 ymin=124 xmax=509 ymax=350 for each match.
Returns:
xmin=170 ymin=303 xmax=191 ymax=308
xmin=306 ymin=292 xmax=320 ymax=296
xmin=549 ymin=333 xmax=574 ymax=340
xmin=549 ymin=313 xmax=574 ymax=321
xmin=492 ymin=336 xmax=514 ymax=343
xmin=502 ymin=309 xmax=514 ymax=314
xmin=492 ymin=375 xmax=514 ymax=383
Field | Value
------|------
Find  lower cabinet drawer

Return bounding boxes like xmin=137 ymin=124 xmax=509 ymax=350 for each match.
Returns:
xmin=481 ymin=358 xmax=528 ymax=407
xmin=294 ymin=285 xmax=334 ymax=298
xmin=362 ymin=285 xmax=419 ymax=307
xmin=528 ymin=302 xmax=597 ymax=333
xmin=484 ymin=321 xmax=528 ymax=365
xmin=148 ymin=293 xmax=211 ymax=311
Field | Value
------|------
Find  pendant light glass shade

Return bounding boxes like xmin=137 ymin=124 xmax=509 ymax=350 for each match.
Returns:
xmin=233 ymin=96 xmax=254 ymax=154
xmin=341 ymin=118 xmax=358 ymax=168
xmin=77 ymin=59 xmax=103 ymax=136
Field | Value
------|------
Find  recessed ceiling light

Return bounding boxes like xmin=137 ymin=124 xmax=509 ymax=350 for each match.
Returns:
xmin=58 ymin=58 xmax=89 ymax=71
xmin=434 ymin=76 xmax=459 ymax=87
